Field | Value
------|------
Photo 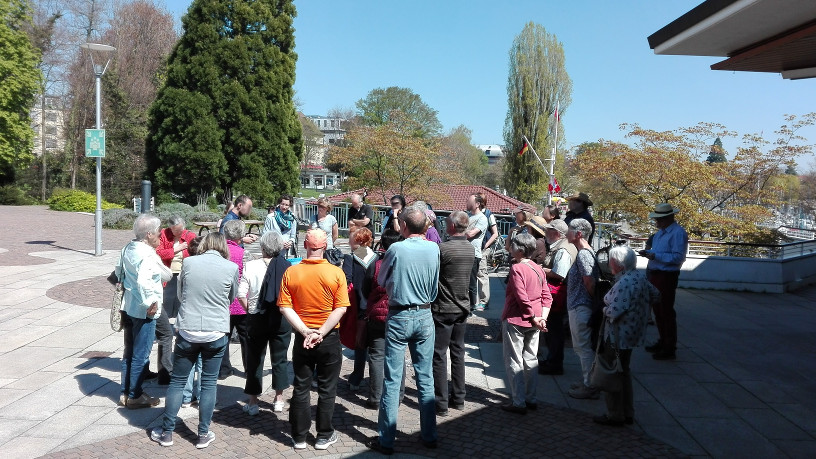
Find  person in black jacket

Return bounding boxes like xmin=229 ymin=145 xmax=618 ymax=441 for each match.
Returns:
xmin=342 ymin=227 xmax=378 ymax=391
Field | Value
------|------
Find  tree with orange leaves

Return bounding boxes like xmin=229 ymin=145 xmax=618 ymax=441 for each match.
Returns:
xmin=574 ymin=114 xmax=816 ymax=241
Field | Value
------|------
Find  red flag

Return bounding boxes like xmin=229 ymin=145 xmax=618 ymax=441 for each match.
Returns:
xmin=548 ymin=176 xmax=561 ymax=193
xmin=518 ymin=142 xmax=528 ymax=156
xmin=554 ymin=107 xmax=559 ymax=121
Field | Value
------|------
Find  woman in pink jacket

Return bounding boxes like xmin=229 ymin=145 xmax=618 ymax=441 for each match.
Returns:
xmin=501 ymin=232 xmax=552 ymax=414
xmin=220 ymin=219 xmax=247 ymax=379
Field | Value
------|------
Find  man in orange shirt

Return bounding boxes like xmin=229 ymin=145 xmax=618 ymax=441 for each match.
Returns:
xmin=279 ymin=229 xmax=349 ymax=452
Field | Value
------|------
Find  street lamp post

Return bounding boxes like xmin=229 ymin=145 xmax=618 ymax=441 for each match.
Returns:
xmin=80 ymin=43 xmax=116 ymax=257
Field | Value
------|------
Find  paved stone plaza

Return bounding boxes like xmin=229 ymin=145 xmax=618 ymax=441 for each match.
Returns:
xmin=1 ymin=206 xmax=815 ymax=458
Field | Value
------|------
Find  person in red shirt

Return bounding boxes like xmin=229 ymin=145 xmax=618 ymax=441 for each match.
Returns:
xmin=154 ymin=216 xmax=196 ymax=384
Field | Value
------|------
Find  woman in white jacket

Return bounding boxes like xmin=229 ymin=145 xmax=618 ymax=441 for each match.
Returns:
xmin=117 ymin=214 xmax=171 ymax=409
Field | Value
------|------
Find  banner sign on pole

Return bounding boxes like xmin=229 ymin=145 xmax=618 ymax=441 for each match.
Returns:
xmin=85 ymin=129 xmax=106 ymax=158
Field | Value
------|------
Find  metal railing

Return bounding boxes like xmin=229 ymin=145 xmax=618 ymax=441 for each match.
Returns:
xmin=626 ymin=237 xmax=816 ymax=260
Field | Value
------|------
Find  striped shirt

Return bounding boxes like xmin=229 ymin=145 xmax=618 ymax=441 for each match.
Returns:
xmin=433 ymin=236 xmax=474 ymax=315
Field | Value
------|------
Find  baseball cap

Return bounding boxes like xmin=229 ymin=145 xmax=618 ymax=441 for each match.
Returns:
xmin=304 ymin=229 xmax=328 ymax=249
xmin=544 ymin=219 xmax=568 ymax=235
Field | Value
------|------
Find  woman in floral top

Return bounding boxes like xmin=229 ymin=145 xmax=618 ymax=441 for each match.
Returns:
xmin=594 ymin=246 xmax=659 ymax=426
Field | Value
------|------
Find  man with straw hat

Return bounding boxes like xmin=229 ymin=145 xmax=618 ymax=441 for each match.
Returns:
xmin=638 ymin=203 xmax=688 ymax=361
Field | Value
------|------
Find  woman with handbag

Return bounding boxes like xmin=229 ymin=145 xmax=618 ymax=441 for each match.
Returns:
xmin=500 ymin=232 xmax=552 ymax=414
xmin=593 ymin=246 xmax=659 ymax=426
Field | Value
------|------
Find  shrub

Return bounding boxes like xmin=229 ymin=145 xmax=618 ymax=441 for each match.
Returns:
xmin=191 ymin=211 xmax=221 ymax=223
xmin=102 ymin=208 xmax=139 ymax=230
xmin=48 ymin=188 xmax=123 ymax=213
xmin=0 ymin=185 xmax=37 ymax=205
xmin=154 ymin=202 xmax=196 ymax=228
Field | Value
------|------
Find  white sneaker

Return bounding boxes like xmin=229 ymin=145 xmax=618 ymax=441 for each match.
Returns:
xmin=273 ymin=400 xmax=285 ymax=412
xmin=293 ymin=438 xmax=308 ymax=450
xmin=315 ymin=431 xmax=338 ymax=450
xmin=242 ymin=403 xmax=259 ymax=416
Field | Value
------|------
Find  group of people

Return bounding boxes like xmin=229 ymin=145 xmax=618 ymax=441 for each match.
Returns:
xmin=115 ymin=190 xmax=688 ymax=452
xmin=503 ymin=193 xmax=688 ymax=428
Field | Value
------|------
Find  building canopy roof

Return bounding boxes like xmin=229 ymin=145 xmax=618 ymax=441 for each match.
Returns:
xmin=326 ymin=185 xmax=537 ymax=215
xmin=648 ymin=0 xmax=816 ymax=79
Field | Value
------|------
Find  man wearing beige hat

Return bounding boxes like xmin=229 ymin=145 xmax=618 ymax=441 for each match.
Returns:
xmin=638 ymin=203 xmax=688 ymax=361
xmin=564 ymin=192 xmax=595 ymax=244
xmin=538 ymin=219 xmax=577 ymax=375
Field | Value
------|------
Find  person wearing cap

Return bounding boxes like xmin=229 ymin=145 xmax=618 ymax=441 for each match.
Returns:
xmin=537 ymin=219 xmax=578 ymax=375
xmin=638 ymin=203 xmax=688 ymax=360
xmin=524 ymin=215 xmax=550 ymax=267
xmin=278 ymin=228 xmax=350 ymax=451
xmin=367 ymin=206 xmax=440 ymax=455
xmin=564 ymin=192 xmax=595 ymax=244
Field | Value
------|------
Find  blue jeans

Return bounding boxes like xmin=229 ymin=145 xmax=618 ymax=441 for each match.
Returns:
xmin=121 ymin=313 xmax=155 ymax=399
xmin=378 ymin=307 xmax=437 ymax=448
xmin=162 ymin=334 xmax=228 ymax=436
xmin=183 ymin=354 xmax=202 ymax=404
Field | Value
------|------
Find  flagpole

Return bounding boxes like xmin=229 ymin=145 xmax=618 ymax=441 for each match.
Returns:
xmin=549 ymin=101 xmax=559 ymax=205
xmin=522 ymin=135 xmax=554 ymax=208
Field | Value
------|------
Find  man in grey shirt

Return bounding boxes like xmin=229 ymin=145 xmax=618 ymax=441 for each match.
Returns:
xmin=465 ymin=194 xmax=488 ymax=312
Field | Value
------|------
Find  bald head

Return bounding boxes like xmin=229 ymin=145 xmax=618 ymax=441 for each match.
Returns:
xmin=400 ymin=207 xmax=427 ymax=235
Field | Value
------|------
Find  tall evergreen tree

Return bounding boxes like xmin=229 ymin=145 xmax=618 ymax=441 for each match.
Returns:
xmin=146 ymin=0 xmax=301 ymax=204
xmin=705 ymin=137 xmax=726 ymax=163
xmin=0 ymin=0 xmax=42 ymax=184
xmin=502 ymin=22 xmax=571 ymax=203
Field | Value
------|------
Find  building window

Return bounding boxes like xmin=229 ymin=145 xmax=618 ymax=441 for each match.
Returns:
xmin=45 ymin=112 xmax=58 ymax=122
xmin=330 ymin=119 xmax=335 ymax=128
xmin=328 ymin=138 xmax=334 ymax=144
xmin=45 ymin=126 xmax=57 ymax=136
xmin=45 ymin=139 xmax=57 ymax=149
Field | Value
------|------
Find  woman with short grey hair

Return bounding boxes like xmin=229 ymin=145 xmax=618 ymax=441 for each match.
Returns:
xmin=220 ymin=219 xmax=248 ymax=379
xmin=117 ymin=214 xmax=172 ymax=408
xmin=499 ymin=232 xmax=552 ymax=414
xmin=592 ymin=246 xmax=659 ymax=427
xmin=238 ymin=231 xmax=293 ymax=415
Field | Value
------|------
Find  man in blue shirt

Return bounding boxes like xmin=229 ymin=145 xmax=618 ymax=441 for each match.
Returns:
xmin=220 ymin=195 xmax=258 ymax=245
xmin=368 ymin=206 xmax=440 ymax=455
xmin=639 ymin=203 xmax=688 ymax=360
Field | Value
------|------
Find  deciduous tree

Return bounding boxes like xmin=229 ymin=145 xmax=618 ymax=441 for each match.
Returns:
xmin=574 ymin=115 xmax=816 ymax=241
xmin=438 ymin=125 xmax=486 ymax=184
xmin=329 ymin=111 xmax=442 ymax=204
xmin=503 ymin=22 xmax=572 ymax=203
xmin=356 ymin=86 xmax=441 ymax=138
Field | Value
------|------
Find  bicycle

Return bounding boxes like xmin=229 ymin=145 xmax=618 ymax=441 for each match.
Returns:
xmin=487 ymin=234 xmax=512 ymax=274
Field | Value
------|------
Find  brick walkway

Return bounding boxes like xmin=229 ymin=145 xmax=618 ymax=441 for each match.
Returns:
xmin=44 ymin=356 xmax=683 ymax=458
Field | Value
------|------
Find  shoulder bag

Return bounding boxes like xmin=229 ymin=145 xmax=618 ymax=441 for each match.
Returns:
xmin=589 ymin=318 xmax=622 ymax=392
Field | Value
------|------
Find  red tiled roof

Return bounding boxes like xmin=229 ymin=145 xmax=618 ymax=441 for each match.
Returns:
xmin=325 ymin=185 xmax=537 ymax=215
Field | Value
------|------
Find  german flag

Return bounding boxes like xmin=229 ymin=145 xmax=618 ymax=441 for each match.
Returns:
xmin=518 ymin=142 xmax=528 ymax=156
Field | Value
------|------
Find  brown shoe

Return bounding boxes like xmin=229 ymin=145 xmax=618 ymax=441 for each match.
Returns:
xmin=127 ymin=392 xmax=160 ymax=409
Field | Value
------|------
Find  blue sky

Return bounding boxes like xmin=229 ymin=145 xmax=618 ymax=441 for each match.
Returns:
xmin=162 ymin=0 xmax=816 ymax=168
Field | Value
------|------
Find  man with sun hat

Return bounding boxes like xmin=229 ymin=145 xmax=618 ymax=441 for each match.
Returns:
xmin=639 ymin=203 xmax=688 ymax=361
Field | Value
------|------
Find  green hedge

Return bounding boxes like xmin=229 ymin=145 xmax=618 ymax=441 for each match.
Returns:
xmin=102 ymin=208 xmax=139 ymax=229
xmin=0 ymin=185 xmax=37 ymax=205
xmin=48 ymin=188 xmax=123 ymax=213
